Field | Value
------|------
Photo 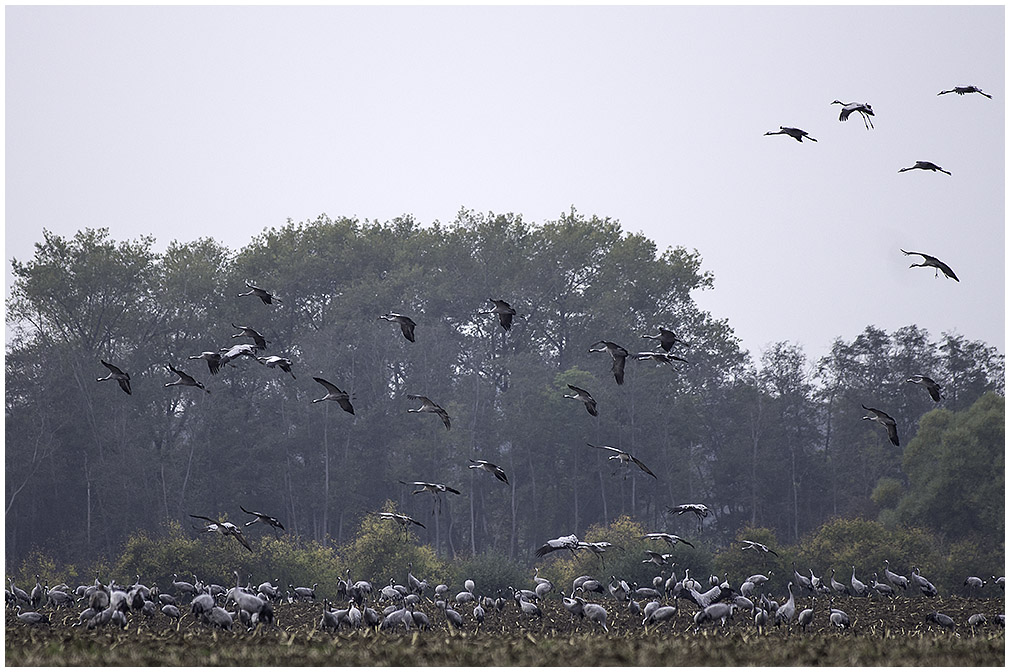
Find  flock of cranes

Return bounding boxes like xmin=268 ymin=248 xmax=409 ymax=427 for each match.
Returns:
xmin=30 ymin=79 xmax=997 ymax=641
xmin=9 ymin=559 xmax=1004 ymax=637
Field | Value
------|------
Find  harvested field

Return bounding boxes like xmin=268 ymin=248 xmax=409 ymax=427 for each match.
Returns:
xmin=6 ymin=595 xmax=1004 ymax=666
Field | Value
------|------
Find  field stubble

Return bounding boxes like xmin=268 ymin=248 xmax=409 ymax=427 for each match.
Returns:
xmin=5 ymin=594 xmax=1004 ymax=666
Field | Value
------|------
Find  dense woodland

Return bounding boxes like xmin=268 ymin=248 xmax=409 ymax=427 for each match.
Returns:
xmin=5 ymin=210 xmax=1005 ymax=580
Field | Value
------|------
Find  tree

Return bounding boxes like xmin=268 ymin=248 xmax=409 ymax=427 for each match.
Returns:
xmin=893 ymin=392 xmax=1004 ymax=543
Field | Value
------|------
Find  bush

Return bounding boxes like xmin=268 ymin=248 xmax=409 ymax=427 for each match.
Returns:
xmin=339 ymin=501 xmax=445 ymax=591
xmin=444 ymin=551 xmax=529 ymax=598
xmin=537 ymin=515 xmax=715 ymax=597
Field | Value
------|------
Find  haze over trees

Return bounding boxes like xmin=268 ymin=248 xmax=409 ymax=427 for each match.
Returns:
xmin=5 ymin=209 xmax=1004 ymax=582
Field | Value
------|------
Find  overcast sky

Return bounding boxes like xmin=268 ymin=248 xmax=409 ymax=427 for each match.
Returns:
xmin=6 ymin=5 xmax=1005 ymax=364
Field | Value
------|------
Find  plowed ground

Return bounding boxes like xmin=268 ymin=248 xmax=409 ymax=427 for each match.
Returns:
xmin=5 ymin=594 xmax=1004 ymax=666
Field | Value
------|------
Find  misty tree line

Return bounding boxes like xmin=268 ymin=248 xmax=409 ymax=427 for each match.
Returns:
xmin=5 ymin=209 xmax=1004 ymax=570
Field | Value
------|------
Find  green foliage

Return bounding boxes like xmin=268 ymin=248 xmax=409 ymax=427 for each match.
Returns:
xmin=871 ymin=477 xmax=904 ymax=510
xmin=896 ymin=392 xmax=1004 ymax=542
xmin=795 ymin=517 xmax=945 ymax=590
xmin=107 ymin=520 xmax=347 ymax=597
xmin=339 ymin=502 xmax=445 ymax=588
xmin=13 ymin=548 xmax=80 ymax=590
xmin=444 ymin=551 xmax=529 ymax=597
xmin=712 ymin=526 xmax=786 ymax=587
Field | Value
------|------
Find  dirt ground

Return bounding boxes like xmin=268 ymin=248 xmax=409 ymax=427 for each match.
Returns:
xmin=6 ymin=593 xmax=1004 ymax=666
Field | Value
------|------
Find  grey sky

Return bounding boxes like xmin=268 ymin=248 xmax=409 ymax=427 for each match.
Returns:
xmin=6 ymin=5 xmax=1004 ymax=363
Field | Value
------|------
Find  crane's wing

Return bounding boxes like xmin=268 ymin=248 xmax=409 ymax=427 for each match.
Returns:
xmin=313 ymin=377 xmax=342 ymax=394
xmin=587 ymin=443 xmax=622 ymax=455
xmin=101 ymin=360 xmax=127 ymax=375
xmin=189 ymin=514 xmax=218 ymax=524
xmin=117 ymin=378 xmax=132 ymax=395
xmin=232 ymin=531 xmax=252 ymax=551
xmin=436 ymin=408 xmax=451 ymax=430
xmin=630 ymin=455 xmax=658 ymax=479
xmin=611 ymin=354 xmax=626 ymax=385
xmin=445 ymin=486 xmax=462 ymax=495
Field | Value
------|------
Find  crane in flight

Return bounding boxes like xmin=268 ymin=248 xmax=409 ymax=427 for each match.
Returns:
xmin=906 ymin=374 xmax=944 ymax=402
xmin=231 ymin=323 xmax=269 ymax=350
xmin=937 ymin=85 xmax=992 ymax=99
xmin=165 ymin=364 xmax=210 ymax=393
xmin=641 ymin=327 xmax=687 ymax=352
xmin=406 ymin=395 xmax=451 ymax=430
xmin=311 ymin=377 xmax=355 ymax=414
xmin=189 ymin=514 xmax=252 ymax=551
xmin=900 ymin=249 xmax=959 ymax=281
xmin=741 ymin=539 xmax=779 ymax=556
xmin=237 ymin=280 xmax=282 ymax=304
xmin=589 ymin=341 xmax=629 ymax=385
xmin=764 ymin=126 xmax=817 ymax=142
xmin=375 ymin=512 xmax=426 ymax=540
xmin=97 ymin=360 xmax=132 ymax=395
xmin=832 ymin=100 xmax=874 ymax=129
xmin=563 ymin=384 xmax=598 ymax=417
xmin=379 ymin=313 xmax=417 ymax=342
xmin=862 ymin=404 xmax=900 ymax=447
xmin=480 ymin=299 xmax=517 ymax=332
xmin=468 ymin=459 xmax=509 ymax=484
xmin=587 ymin=443 xmax=658 ymax=479
xmin=898 ymin=161 xmax=951 ymax=175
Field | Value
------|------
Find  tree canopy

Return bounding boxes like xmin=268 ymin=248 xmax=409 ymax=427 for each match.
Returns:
xmin=5 ymin=211 xmax=1004 ymax=578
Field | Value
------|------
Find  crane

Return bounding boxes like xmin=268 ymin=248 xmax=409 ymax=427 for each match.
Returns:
xmin=861 ymin=404 xmax=899 ymax=446
xmin=468 ymin=459 xmax=509 ymax=484
xmin=832 ymin=100 xmax=874 ymax=129
xmin=237 ymin=280 xmax=281 ymax=304
xmin=406 ymin=395 xmax=451 ymax=430
xmin=379 ymin=313 xmax=417 ymax=342
xmin=640 ymin=327 xmax=687 ymax=352
xmin=480 ymin=298 xmax=517 ymax=332
xmin=588 ymin=340 xmax=630 ymax=385
xmin=311 ymin=377 xmax=355 ymax=414
xmin=189 ymin=351 xmax=223 ymax=375
xmin=231 ymin=323 xmax=269 ymax=350
xmin=257 ymin=355 xmax=296 ymax=378
xmin=189 ymin=514 xmax=252 ymax=551
xmin=741 ymin=539 xmax=779 ymax=556
xmin=765 ymin=126 xmax=817 ymax=142
xmin=563 ymin=384 xmax=598 ymax=417
xmin=906 ymin=374 xmax=945 ymax=402
xmin=898 ymin=161 xmax=951 ymax=175
xmin=937 ymin=85 xmax=992 ymax=99
xmin=587 ymin=443 xmax=658 ymax=479
xmin=900 ymin=249 xmax=959 ymax=281
xmin=165 ymin=365 xmax=210 ymax=393
xmin=534 ymin=533 xmax=580 ymax=559
xmin=96 ymin=360 xmax=132 ymax=395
